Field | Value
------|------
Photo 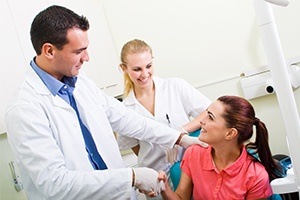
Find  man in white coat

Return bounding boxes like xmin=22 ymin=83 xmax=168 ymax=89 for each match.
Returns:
xmin=5 ymin=5 xmax=206 ymax=200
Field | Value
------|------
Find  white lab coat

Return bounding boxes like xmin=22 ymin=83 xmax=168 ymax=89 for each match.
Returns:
xmin=118 ymin=76 xmax=211 ymax=173
xmin=5 ymin=67 xmax=180 ymax=200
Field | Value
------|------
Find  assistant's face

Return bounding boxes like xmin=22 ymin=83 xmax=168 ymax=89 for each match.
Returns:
xmin=124 ymin=50 xmax=154 ymax=90
xmin=51 ymin=28 xmax=90 ymax=80
xmin=199 ymin=100 xmax=231 ymax=145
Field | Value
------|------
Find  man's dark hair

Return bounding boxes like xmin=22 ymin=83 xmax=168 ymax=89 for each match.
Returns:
xmin=30 ymin=5 xmax=89 ymax=55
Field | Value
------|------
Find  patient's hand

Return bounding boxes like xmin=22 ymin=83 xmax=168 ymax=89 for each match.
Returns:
xmin=158 ymin=171 xmax=167 ymax=183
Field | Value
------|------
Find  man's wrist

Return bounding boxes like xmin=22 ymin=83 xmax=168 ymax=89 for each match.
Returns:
xmin=179 ymin=126 xmax=188 ymax=134
xmin=175 ymin=132 xmax=188 ymax=145
xmin=132 ymin=168 xmax=135 ymax=187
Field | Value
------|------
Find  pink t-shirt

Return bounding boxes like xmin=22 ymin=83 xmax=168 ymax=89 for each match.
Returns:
xmin=181 ymin=145 xmax=273 ymax=200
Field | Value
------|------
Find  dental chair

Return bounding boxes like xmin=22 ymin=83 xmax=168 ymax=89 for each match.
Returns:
xmin=270 ymin=155 xmax=299 ymax=200
xmin=169 ymin=129 xmax=200 ymax=190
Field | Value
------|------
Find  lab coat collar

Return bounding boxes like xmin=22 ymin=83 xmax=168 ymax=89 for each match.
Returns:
xmin=122 ymin=76 xmax=162 ymax=106
xmin=25 ymin=67 xmax=72 ymax=109
xmin=122 ymin=89 xmax=136 ymax=106
xmin=26 ymin=66 xmax=52 ymax=96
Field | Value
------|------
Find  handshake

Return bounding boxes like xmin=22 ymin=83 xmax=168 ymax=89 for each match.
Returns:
xmin=132 ymin=168 xmax=165 ymax=197
xmin=132 ymin=133 xmax=208 ymax=196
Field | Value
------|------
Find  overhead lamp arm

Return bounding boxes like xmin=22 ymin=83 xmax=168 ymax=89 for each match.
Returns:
xmin=254 ymin=0 xmax=300 ymax=196
xmin=264 ymin=0 xmax=289 ymax=6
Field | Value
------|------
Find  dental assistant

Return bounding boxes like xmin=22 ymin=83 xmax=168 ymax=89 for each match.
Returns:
xmin=119 ymin=76 xmax=211 ymax=171
xmin=117 ymin=39 xmax=211 ymax=199
xmin=5 ymin=6 xmax=202 ymax=200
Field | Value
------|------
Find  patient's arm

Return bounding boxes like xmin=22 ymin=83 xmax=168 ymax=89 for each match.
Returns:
xmin=159 ymin=171 xmax=193 ymax=200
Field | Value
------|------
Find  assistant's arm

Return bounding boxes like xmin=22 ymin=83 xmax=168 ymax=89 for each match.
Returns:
xmin=181 ymin=111 xmax=206 ymax=133
xmin=176 ymin=78 xmax=211 ymax=133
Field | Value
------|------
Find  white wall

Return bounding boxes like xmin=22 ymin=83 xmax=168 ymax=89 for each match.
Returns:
xmin=1 ymin=0 xmax=300 ymax=199
xmin=102 ymin=0 xmax=300 ymax=86
xmin=0 ymin=133 xmax=28 ymax=200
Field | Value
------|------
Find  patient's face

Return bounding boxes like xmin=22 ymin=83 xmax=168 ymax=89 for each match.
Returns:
xmin=199 ymin=101 xmax=231 ymax=145
xmin=124 ymin=50 xmax=154 ymax=90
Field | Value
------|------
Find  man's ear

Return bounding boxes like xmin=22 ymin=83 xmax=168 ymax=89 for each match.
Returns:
xmin=225 ymin=128 xmax=238 ymax=140
xmin=42 ymin=43 xmax=55 ymax=58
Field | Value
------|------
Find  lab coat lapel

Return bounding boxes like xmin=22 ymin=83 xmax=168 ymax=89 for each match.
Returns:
xmin=153 ymin=77 xmax=167 ymax=123
xmin=25 ymin=67 xmax=73 ymax=109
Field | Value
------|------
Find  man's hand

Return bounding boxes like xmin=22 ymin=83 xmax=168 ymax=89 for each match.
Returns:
xmin=179 ymin=134 xmax=208 ymax=149
xmin=132 ymin=167 xmax=165 ymax=196
xmin=166 ymin=133 xmax=208 ymax=164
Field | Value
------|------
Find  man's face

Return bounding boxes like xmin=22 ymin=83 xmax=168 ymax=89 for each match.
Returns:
xmin=51 ymin=28 xmax=90 ymax=80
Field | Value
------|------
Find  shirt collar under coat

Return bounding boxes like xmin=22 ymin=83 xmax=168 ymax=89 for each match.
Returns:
xmin=203 ymin=145 xmax=250 ymax=177
xmin=30 ymin=58 xmax=77 ymax=96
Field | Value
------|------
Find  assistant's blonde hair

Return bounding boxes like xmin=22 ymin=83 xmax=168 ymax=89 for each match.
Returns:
xmin=120 ymin=39 xmax=153 ymax=97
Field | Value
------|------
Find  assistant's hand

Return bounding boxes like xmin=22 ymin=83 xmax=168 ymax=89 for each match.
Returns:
xmin=164 ymin=145 xmax=180 ymax=165
xmin=179 ymin=134 xmax=208 ymax=149
xmin=132 ymin=167 xmax=165 ymax=196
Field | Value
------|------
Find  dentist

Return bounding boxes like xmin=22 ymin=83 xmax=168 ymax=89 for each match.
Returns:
xmin=5 ymin=5 xmax=205 ymax=200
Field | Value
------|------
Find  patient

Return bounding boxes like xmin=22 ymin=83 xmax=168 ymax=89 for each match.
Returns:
xmin=159 ymin=95 xmax=281 ymax=200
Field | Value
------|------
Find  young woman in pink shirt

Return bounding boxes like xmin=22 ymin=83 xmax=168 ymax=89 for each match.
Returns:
xmin=159 ymin=95 xmax=281 ymax=200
